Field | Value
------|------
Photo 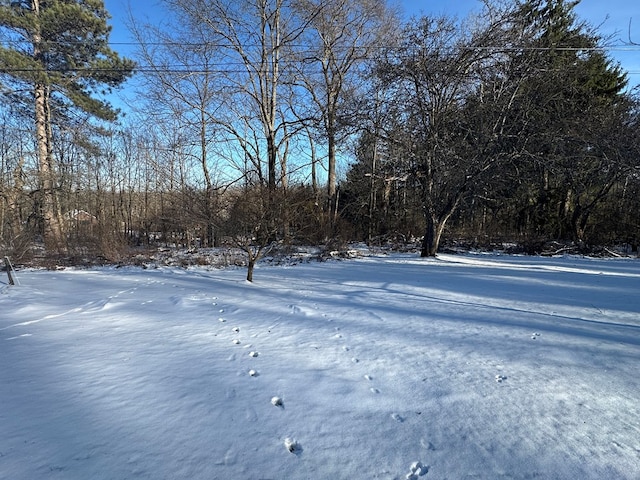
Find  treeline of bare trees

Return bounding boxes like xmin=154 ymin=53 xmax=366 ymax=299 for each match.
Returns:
xmin=1 ymin=0 xmax=640 ymax=273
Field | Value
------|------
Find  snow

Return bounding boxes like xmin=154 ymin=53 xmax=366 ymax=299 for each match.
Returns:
xmin=1 ymin=253 xmax=639 ymax=479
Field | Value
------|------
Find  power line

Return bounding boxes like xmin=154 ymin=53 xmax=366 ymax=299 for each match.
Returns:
xmin=3 ymin=40 xmax=640 ymax=77
xmin=3 ymin=64 xmax=640 ymax=76
xmin=3 ymin=37 xmax=640 ymax=52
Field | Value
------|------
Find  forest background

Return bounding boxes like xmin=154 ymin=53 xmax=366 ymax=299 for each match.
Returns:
xmin=2 ymin=0 xmax=640 ymax=277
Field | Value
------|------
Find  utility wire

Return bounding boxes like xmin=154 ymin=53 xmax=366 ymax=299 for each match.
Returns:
xmin=3 ymin=37 xmax=640 ymax=52
xmin=2 ymin=41 xmax=639 ymax=75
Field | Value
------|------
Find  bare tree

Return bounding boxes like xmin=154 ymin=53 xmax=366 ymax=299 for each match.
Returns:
xmin=0 ymin=108 xmax=33 ymax=259
xmin=225 ymin=184 xmax=279 ymax=282
xmin=294 ymin=0 xmax=397 ymax=225
xmin=374 ymin=3 xmax=528 ymax=257
xmin=161 ymin=0 xmax=309 ymax=193
xmin=130 ymin=14 xmax=228 ymax=247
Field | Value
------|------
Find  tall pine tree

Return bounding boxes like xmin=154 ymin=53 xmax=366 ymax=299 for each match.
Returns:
xmin=0 ymin=0 xmax=134 ymax=252
xmin=508 ymin=0 xmax=629 ymax=243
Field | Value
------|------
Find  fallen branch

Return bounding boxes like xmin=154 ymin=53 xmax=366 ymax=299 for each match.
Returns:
xmin=603 ymin=247 xmax=623 ymax=258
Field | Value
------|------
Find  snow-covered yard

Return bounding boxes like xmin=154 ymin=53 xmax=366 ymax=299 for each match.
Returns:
xmin=1 ymin=253 xmax=639 ymax=479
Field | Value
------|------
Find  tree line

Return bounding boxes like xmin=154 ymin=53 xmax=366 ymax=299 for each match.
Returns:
xmin=1 ymin=0 xmax=639 ymax=276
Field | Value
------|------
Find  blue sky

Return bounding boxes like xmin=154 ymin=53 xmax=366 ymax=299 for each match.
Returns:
xmin=574 ymin=0 xmax=640 ymax=84
xmin=405 ymin=0 xmax=640 ymax=85
xmin=104 ymin=0 xmax=640 ymax=87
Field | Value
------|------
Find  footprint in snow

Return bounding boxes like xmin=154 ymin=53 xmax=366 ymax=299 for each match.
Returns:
xmin=405 ymin=460 xmax=428 ymax=478
xmin=391 ymin=413 xmax=404 ymax=423
xmin=420 ymin=439 xmax=436 ymax=451
xmin=284 ymin=437 xmax=302 ymax=455
xmin=531 ymin=332 xmax=541 ymax=340
xmin=495 ymin=374 xmax=507 ymax=383
xmin=271 ymin=396 xmax=283 ymax=407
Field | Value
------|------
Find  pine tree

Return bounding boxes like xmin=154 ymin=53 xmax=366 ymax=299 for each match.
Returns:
xmin=0 ymin=0 xmax=134 ymax=252
xmin=508 ymin=0 xmax=629 ymax=243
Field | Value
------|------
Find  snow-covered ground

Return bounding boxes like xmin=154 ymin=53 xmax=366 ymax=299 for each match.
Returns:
xmin=1 ymin=253 xmax=639 ymax=479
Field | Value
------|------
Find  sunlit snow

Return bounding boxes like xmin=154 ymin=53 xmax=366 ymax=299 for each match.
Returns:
xmin=1 ymin=253 xmax=639 ymax=479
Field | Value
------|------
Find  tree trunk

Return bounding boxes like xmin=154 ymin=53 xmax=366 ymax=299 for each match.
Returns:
xmin=420 ymin=216 xmax=436 ymax=257
xmin=267 ymin=134 xmax=277 ymax=192
xmin=32 ymin=0 xmax=64 ymax=253
xmin=420 ymin=215 xmax=445 ymax=257
xmin=7 ymin=157 xmax=26 ymax=238
xmin=327 ymin=119 xmax=337 ymax=222
xmin=246 ymin=257 xmax=255 ymax=282
xmin=34 ymin=83 xmax=64 ymax=252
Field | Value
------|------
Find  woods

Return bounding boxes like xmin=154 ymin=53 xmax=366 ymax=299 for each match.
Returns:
xmin=0 ymin=0 xmax=134 ymax=253
xmin=1 ymin=0 xmax=639 ymax=273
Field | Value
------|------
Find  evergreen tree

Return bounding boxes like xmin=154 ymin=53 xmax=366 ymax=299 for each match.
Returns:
xmin=0 ymin=0 xmax=134 ymax=251
xmin=505 ymin=0 xmax=629 ymax=244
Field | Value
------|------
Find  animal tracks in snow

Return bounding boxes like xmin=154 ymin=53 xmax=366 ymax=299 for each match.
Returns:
xmin=391 ymin=413 xmax=404 ymax=423
xmin=215 ymin=303 xmax=303 ymax=458
xmin=284 ymin=437 xmax=302 ymax=454
xmin=327 ymin=322 xmax=434 ymax=477
xmin=330 ymin=321 xmax=383 ymax=395
xmin=215 ymin=304 xmax=414 ymax=469
xmin=404 ymin=460 xmax=429 ymax=479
